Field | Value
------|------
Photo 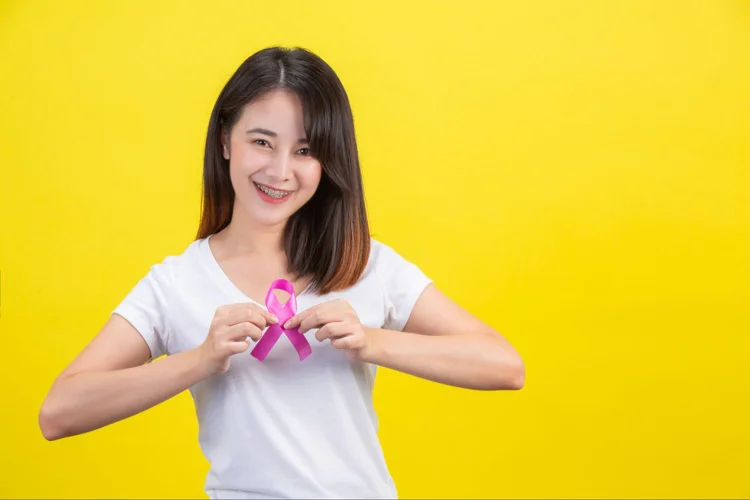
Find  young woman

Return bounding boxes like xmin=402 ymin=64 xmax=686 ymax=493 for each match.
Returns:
xmin=39 ymin=46 xmax=525 ymax=499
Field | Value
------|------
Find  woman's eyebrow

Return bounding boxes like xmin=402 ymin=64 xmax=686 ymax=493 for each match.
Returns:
xmin=246 ymin=127 xmax=308 ymax=143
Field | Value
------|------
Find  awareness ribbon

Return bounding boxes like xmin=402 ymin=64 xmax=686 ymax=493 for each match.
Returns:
xmin=250 ymin=279 xmax=312 ymax=361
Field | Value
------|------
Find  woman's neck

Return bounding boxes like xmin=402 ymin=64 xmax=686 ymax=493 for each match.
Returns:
xmin=218 ymin=210 xmax=286 ymax=257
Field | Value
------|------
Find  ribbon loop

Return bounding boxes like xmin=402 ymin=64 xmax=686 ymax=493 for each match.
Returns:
xmin=251 ymin=279 xmax=312 ymax=361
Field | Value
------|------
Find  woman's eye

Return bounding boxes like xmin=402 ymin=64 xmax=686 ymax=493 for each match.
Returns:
xmin=253 ymin=139 xmax=270 ymax=147
xmin=297 ymin=147 xmax=311 ymax=156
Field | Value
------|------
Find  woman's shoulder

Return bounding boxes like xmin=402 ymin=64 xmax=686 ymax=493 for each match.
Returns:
xmin=136 ymin=238 xmax=206 ymax=283
xmin=366 ymin=237 xmax=429 ymax=283
xmin=363 ymin=237 xmax=432 ymax=331
xmin=367 ymin=237 xmax=419 ymax=266
xmin=366 ymin=237 xmax=398 ymax=272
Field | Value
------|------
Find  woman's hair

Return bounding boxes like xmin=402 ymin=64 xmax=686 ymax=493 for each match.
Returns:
xmin=196 ymin=46 xmax=370 ymax=294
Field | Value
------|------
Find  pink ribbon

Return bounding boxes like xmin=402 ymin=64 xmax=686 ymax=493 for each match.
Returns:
xmin=250 ymin=279 xmax=312 ymax=361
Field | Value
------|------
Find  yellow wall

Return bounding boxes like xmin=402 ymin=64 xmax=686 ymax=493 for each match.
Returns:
xmin=1 ymin=1 xmax=748 ymax=498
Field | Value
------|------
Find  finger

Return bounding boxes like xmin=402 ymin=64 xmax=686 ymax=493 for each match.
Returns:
xmin=315 ymin=322 xmax=353 ymax=342
xmin=222 ymin=304 xmax=277 ymax=329
xmin=300 ymin=312 xmax=327 ymax=334
xmin=222 ymin=322 xmax=264 ymax=342
xmin=227 ymin=340 xmax=251 ymax=354
xmin=300 ymin=308 xmax=349 ymax=334
xmin=285 ymin=299 xmax=355 ymax=331
xmin=218 ymin=303 xmax=277 ymax=325
xmin=331 ymin=334 xmax=363 ymax=351
xmin=283 ymin=303 xmax=323 ymax=330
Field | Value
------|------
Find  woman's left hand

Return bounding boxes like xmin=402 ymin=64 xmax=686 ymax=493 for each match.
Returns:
xmin=283 ymin=300 xmax=373 ymax=361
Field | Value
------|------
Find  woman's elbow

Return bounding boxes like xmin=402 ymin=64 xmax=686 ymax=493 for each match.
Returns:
xmin=494 ymin=352 xmax=525 ymax=390
xmin=480 ymin=331 xmax=525 ymax=390
xmin=38 ymin=398 xmax=69 ymax=441
xmin=507 ymin=358 xmax=525 ymax=390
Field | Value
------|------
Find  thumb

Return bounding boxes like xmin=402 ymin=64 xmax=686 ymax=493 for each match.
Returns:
xmin=229 ymin=340 xmax=251 ymax=354
xmin=263 ymin=309 xmax=279 ymax=324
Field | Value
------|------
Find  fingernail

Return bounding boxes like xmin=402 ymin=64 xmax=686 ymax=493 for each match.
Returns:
xmin=271 ymin=315 xmax=278 ymax=323
xmin=284 ymin=321 xmax=291 ymax=329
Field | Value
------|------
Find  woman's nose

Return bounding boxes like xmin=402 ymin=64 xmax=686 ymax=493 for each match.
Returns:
xmin=265 ymin=152 xmax=291 ymax=180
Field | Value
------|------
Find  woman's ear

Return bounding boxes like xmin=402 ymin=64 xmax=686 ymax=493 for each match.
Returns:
xmin=221 ymin=130 xmax=230 ymax=160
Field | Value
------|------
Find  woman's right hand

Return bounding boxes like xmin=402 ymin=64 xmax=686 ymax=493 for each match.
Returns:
xmin=198 ymin=303 xmax=278 ymax=376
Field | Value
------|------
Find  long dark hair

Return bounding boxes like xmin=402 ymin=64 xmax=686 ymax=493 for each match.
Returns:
xmin=196 ymin=46 xmax=370 ymax=294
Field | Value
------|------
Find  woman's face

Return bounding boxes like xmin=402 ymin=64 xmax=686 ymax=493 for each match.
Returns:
xmin=223 ymin=90 xmax=322 ymax=229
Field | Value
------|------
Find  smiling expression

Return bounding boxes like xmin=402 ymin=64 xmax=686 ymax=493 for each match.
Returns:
xmin=222 ymin=90 xmax=323 ymax=228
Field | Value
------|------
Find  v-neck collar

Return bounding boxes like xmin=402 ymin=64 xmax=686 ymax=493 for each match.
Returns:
xmin=198 ymin=234 xmax=312 ymax=309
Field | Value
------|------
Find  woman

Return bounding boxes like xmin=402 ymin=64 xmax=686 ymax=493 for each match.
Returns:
xmin=39 ymin=46 xmax=525 ymax=499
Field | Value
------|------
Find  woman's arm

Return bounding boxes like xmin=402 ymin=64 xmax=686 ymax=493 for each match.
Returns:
xmin=364 ymin=284 xmax=525 ymax=391
xmin=286 ymin=283 xmax=525 ymax=391
xmin=40 ymin=301 xmax=276 ymax=441
xmin=38 ymin=314 xmax=207 ymax=441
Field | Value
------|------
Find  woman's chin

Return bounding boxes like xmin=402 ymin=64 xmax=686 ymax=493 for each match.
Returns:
xmin=237 ymin=190 xmax=315 ymax=228
xmin=251 ymin=212 xmax=289 ymax=229
xmin=245 ymin=204 xmax=296 ymax=228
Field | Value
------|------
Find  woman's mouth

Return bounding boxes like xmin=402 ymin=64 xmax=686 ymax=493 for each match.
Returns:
xmin=253 ymin=182 xmax=293 ymax=203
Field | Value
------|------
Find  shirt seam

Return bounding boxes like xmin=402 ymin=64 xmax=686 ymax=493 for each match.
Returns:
xmin=371 ymin=245 xmax=392 ymax=330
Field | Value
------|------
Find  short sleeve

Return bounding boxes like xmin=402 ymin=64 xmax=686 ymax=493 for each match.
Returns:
xmin=112 ymin=261 xmax=172 ymax=359
xmin=373 ymin=240 xmax=432 ymax=332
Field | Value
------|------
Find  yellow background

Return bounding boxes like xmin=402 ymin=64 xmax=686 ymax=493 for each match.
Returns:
xmin=1 ymin=0 xmax=748 ymax=498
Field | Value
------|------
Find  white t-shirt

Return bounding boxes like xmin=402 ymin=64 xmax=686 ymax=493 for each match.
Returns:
xmin=112 ymin=236 xmax=431 ymax=499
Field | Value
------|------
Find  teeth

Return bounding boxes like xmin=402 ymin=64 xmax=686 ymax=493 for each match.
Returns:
xmin=256 ymin=183 xmax=290 ymax=199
